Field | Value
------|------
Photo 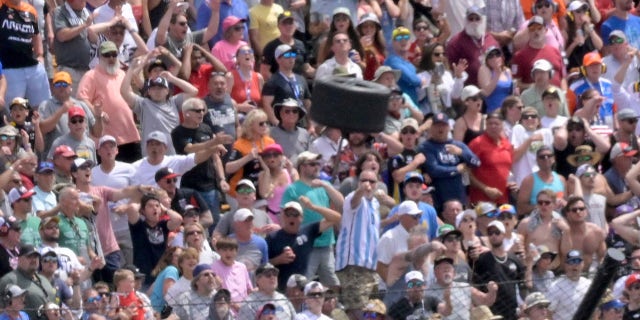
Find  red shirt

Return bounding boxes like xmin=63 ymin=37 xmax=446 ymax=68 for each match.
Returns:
xmin=468 ymin=132 xmax=514 ymax=205
xmin=512 ymin=44 xmax=565 ymax=87
xmin=445 ymin=32 xmax=499 ymax=86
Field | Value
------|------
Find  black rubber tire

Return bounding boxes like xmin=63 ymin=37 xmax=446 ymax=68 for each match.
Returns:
xmin=311 ymin=76 xmax=391 ymax=133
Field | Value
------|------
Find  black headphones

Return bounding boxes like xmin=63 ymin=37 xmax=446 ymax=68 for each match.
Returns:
xmin=37 ymin=304 xmax=45 ymax=318
xmin=3 ymin=287 xmax=12 ymax=306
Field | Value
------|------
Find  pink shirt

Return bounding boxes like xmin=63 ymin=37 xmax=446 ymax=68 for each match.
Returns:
xmin=89 ymin=186 xmax=119 ymax=255
xmin=76 ymin=67 xmax=141 ymax=145
xmin=211 ymin=40 xmax=248 ymax=71
xmin=211 ymin=259 xmax=253 ymax=303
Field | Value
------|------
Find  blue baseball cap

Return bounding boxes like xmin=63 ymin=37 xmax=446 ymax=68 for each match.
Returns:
xmin=404 ymin=171 xmax=424 ymax=184
xmin=37 ymin=161 xmax=54 ymax=174
xmin=600 ymin=299 xmax=625 ymax=311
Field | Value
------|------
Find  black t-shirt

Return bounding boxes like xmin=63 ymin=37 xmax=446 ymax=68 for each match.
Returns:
xmin=261 ymin=72 xmax=310 ymax=108
xmin=472 ymin=252 xmax=525 ymax=320
xmin=624 ymin=306 xmax=640 ymax=320
xmin=387 ymin=149 xmax=418 ymax=201
xmin=0 ymin=243 xmax=18 ymax=279
xmin=266 ymin=222 xmax=321 ymax=291
xmin=387 ymin=296 xmax=440 ymax=320
xmin=129 ymin=219 xmax=169 ymax=285
xmin=261 ymin=38 xmax=308 ymax=75
xmin=0 ymin=2 xmax=39 ymax=68
xmin=171 ymin=124 xmax=218 ymax=191
xmin=554 ymin=140 xmax=596 ymax=178
xmin=170 ymin=187 xmax=210 ymax=214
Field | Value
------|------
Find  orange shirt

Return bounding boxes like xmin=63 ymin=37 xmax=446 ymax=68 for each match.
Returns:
xmin=228 ymin=136 xmax=275 ymax=197
xmin=520 ymin=0 xmax=567 ymax=27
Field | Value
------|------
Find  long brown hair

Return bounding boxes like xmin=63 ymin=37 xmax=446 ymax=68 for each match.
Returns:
xmin=151 ymin=246 xmax=181 ymax=277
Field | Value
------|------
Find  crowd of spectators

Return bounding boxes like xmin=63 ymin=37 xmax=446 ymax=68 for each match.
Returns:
xmin=5 ymin=0 xmax=640 ymax=319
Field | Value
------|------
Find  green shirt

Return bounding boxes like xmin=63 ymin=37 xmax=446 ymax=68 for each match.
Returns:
xmin=18 ymin=216 xmax=41 ymax=247
xmin=281 ymin=180 xmax=335 ymax=247
xmin=57 ymin=214 xmax=91 ymax=260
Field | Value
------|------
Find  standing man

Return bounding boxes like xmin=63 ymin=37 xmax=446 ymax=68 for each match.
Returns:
xmin=315 ymin=31 xmax=363 ymax=80
xmin=269 ymin=98 xmax=311 ymax=162
xmin=203 ymin=72 xmax=238 ymax=145
xmin=0 ymin=0 xmax=51 ymax=108
xmin=238 ymin=263 xmax=297 ymax=319
xmin=384 ymin=27 xmax=422 ymax=105
xmin=546 ymin=250 xmax=591 ymax=320
xmin=601 ymin=0 xmax=640 ymax=49
xmin=53 ymin=0 xmax=92 ymax=93
xmin=281 ymin=151 xmax=344 ymax=289
xmin=261 ymin=11 xmax=314 ymax=80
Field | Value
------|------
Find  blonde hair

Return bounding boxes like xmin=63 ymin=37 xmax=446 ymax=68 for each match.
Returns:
xmin=241 ymin=109 xmax=269 ymax=140
xmin=178 ymin=247 xmax=200 ymax=274
xmin=113 ymin=269 xmax=134 ymax=287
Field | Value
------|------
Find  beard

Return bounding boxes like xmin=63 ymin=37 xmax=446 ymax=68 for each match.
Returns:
xmin=464 ymin=20 xmax=486 ymax=39
xmin=100 ymin=59 xmax=121 ymax=75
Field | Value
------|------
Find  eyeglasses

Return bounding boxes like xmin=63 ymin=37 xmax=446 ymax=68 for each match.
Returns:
xmin=522 ymin=114 xmax=538 ymax=120
xmin=186 ymin=230 xmax=203 ymax=236
xmin=537 ymin=200 xmax=552 ymax=206
xmin=467 ymin=16 xmax=481 ymax=22
xmin=626 ymin=118 xmax=639 ymax=124
xmin=363 ymin=312 xmax=384 ymax=319
xmin=189 ymin=109 xmax=206 ymax=113
xmin=42 ymin=256 xmax=57 ymax=263
xmin=496 ymin=213 xmax=511 ymax=221
xmin=432 ymin=52 xmax=444 ymax=57
xmin=261 ymin=153 xmax=281 ymax=159
xmin=528 ymin=24 xmax=544 ymax=32
xmin=394 ymin=34 xmax=410 ymax=41
xmin=70 ymin=118 xmax=85 ymax=124
xmin=283 ymin=211 xmax=301 ymax=218
xmin=165 ymin=178 xmax=178 ymax=184
xmin=87 ymin=296 xmax=101 ymax=303
xmin=0 ymin=135 xmax=13 ymax=141
xmin=307 ymin=292 xmax=324 ymax=299
xmin=239 ymin=48 xmax=254 ymax=55
xmin=537 ymin=154 xmax=554 ymax=160
xmin=487 ymin=51 xmax=502 ymax=59
xmin=487 ymin=229 xmax=502 ymax=236
xmin=401 ymin=128 xmax=417 ymax=135
xmin=280 ymin=52 xmax=297 ymax=59
xmin=570 ymin=206 xmax=586 ymax=213
xmin=283 ymin=109 xmax=299 ymax=114
xmin=258 ymin=121 xmax=268 ymax=127
xmin=360 ymin=179 xmax=377 ymax=184
xmin=610 ymin=37 xmax=626 ymax=45
xmin=536 ymin=2 xmax=552 ymax=9
xmin=101 ymin=52 xmax=118 ymax=58
xmin=261 ymin=309 xmax=277 ymax=315
xmin=333 ymin=38 xmax=350 ymax=44
xmin=406 ymin=280 xmax=424 ymax=288
xmin=176 ymin=21 xmax=188 ymax=26
xmin=582 ymin=172 xmax=597 ymax=178
xmin=236 ymin=187 xmax=255 ymax=194
xmin=232 ymin=25 xmax=244 ymax=31
xmin=53 ymin=82 xmax=69 ymax=88
xmin=303 ymin=162 xmax=321 ymax=167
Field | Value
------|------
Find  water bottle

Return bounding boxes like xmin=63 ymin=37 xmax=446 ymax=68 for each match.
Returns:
xmin=529 ymin=243 xmax=540 ymax=262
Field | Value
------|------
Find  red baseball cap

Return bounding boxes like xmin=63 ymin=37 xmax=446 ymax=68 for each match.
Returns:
xmin=68 ymin=106 xmax=86 ymax=118
xmin=54 ymin=145 xmax=77 ymax=158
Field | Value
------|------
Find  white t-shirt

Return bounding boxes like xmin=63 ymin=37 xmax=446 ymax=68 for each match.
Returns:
xmin=540 ymin=115 xmax=567 ymax=130
xmin=131 ymin=153 xmax=197 ymax=186
xmin=510 ymin=125 xmax=554 ymax=186
xmin=92 ymin=162 xmax=136 ymax=189
xmin=376 ymin=224 xmax=409 ymax=265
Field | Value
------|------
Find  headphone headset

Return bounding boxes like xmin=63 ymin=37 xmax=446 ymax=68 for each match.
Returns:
xmin=579 ymin=63 xmax=607 ymax=76
xmin=567 ymin=9 xmax=590 ymax=22
xmin=633 ymin=82 xmax=640 ymax=93
xmin=37 ymin=304 xmax=45 ymax=318
xmin=3 ymin=288 xmax=12 ymax=306
xmin=532 ymin=0 xmax=558 ymax=15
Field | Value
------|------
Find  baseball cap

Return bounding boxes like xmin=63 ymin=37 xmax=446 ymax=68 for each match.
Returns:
xmin=146 ymin=131 xmax=168 ymax=145
xmin=260 ymin=144 xmax=284 ymax=156
xmin=0 ymin=126 xmax=18 ymax=137
xmin=236 ymin=179 xmax=256 ymax=192
xmin=627 ymin=273 xmax=640 ymax=289
xmin=487 ymin=220 xmax=506 ymax=234
xmin=497 ymin=204 xmax=516 ymax=216
xmin=434 ymin=255 xmax=454 ymax=267
xmin=437 ymin=224 xmax=461 ymax=239
xmin=576 ymin=163 xmax=596 ymax=177
xmin=475 ymin=202 xmax=498 ymax=217
xmin=98 ymin=135 xmax=117 ymax=148
xmin=528 ymin=15 xmax=544 ymax=27
xmin=568 ymin=0 xmax=589 ymax=11
xmin=54 ymin=145 xmax=77 ymax=158
xmin=5 ymin=285 xmax=26 ymax=300
xmin=610 ymin=142 xmax=638 ymax=160
xmin=222 ymin=16 xmax=246 ymax=33
xmin=53 ymin=71 xmax=72 ymax=85
xmin=275 ymin=44 xmax=295 ymax=59
xmin=39 ymin=216 xmax=60 ymax=230
xmin=455 ymin=209 xmax=477 ymax=228
xmin=182 ymin=205 xmax=201 ymax=217
xmin=68 ymin=106 xmax=86 ymax=118
xmin=532 ymin=59 xmax=553 ymax=72
xmin=618 ymin=108 xmax=639 ymax=121
xmin=146 ymin=77 xmax=169 ymax=88
xmin=332 ymin=7 xmax=351 ymax=18
xmin=600 ymin=299 xmax=625 ymax=311
xmin=155 ymin=167 xmax=180 ymax=182
xmin=18 ymin=244 xmax=40 ymax=257
xmin=283 ymin=201 xmax=303 ymax=214
xmin=358 ymin=12 xmax=381 ymax=27
xmin=401 ymin=118 xmax=419 ymax=131
xmin=70 ymin=158 xmax=94 ymax=172
xmin=372 ymin=66 xmax=401 ymax=82
xmin=404 ymin=270 xmax=424 ymax=283
xmin=277 ymin=10 xmax=294 ymax=23
xmin=286 ymin=274 xmax=308 ymax=289
xmin=234 ymin=208 xmax=254 ymax=222
xmin=296 ymin=151 xmax=322 ymax=167
xmin=524 ymin=292 xmax=550 ymax=311
xmin=466 ymin=5 xmax=484 ymax=17
xmin=421 ymin=184 xmax=435 ymax=194
xmin=566 ymin=249 xmax=583 ymax=264
xmin=8 ymin=187 xmax=35 ymax=204
xmin=192 ymin=264 xmax=214 ymax=279
xmin=404 ymin=171 xmax=424 ymax=184
xmin=392 ymin=26 xmax=411 ymax=39
xmin=303 ymin=281 xmax=325 ymax=296
xmin=0 ymin=216 xmax=20 ymax=236
xmin=256 ymin=303 xmax=276 ymax=319
xmin=9 ymin=97 xmax=29 ymax=110
xmin=609 ymin=30 xmax=627 ymax=43
xmin=583 ymin=51 xmax=603 ymax=66
xmin=432 ymin=112 xmax=450 ymax=124
xmin=255 ymin=263 xmax=279 ymax=276
xmin=36 ymin=161 xmax=54 ymax=174
xmin=147 ymin=59 xmax=167 ymax=72
xmin=397 ymin=200 xmax=422 ymax=216
xmin=542 ymin=87 xmax=561 ymax=100
xmin=99 ymin=41 xmax=118 ymax=54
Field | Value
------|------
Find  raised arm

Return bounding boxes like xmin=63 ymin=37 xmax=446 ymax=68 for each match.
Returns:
xmin=120 ymin=57 xmax=144 ymax=107
xmin=298 ymin=195 xmax=341 ymax=233
xmin=201 ymin=0 xmax=220 ymax=44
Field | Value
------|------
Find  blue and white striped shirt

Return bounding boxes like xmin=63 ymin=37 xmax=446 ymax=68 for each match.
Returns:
xmin=335 ymin=192 xmax=380 ymax=271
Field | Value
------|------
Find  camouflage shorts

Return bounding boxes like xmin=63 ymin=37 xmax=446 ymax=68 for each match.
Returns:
xmin=336 ymin=265 xmax=378 ymax=310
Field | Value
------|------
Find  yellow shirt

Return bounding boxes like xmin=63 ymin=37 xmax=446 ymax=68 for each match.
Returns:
xmin=249 ymin=3 xmax=284 ymax=52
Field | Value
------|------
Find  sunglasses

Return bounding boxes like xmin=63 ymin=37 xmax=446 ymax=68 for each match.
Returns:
xmin=0 ymin=135 xmax=14 ymax=141
xmin=189 ymin=109 xmax=206 ymax=113
xmin=283 ymin=211 xmax=301 ymax=218
xmin=626 ymin=118 xmax=639 ymax=124
xmin=280 ymin=52 xmax=297 ymax=59
xmin=487 ymin=51 xmax=502 ymax=59
xmin=53 ymin=82 xmax=69 ymax=88
xmin=537 ymin=154 xmax=553 ymax=160
xmin=283 ymin=109 xmax=299 ymax=114
xmin=239 ymin=49 xmax=254 ymax=55
xmin=186 ymin=230 xmax=203 ymax=236
xmin=582 ymin=172 xmax=597 ymax=178
xmin=101 ymin=52 xmax=118 ymax=58
xmin=87 ymin=296 xmax=101 ymax=303
xmin=334 ymin=38 xmax=350 ymax=44
xmin=236 ymin=187 xmax=255 ymax=194
xmin=98 ymin=292 xmax=110 ymax=298
xmin=496 ymin=213 xmax=512 ymax=221
xmin=406 ymin=281 xmax=424 ymax=288
xmin=487 ymin=229 xmax=502 ymax=236
xmin=307 ymin=292 xmax=324 ymax=298
xmin=360 ymin=179 xmax=377 ymax=184
xmin=467 ymin=16 xmax=481 ymax=22
xmin=394 ymin=34 xmax=411 ymax=41
xmin=536 ymin=2 xmax=552 ymax=9
xmin=42 ymin=256 xmax=58 ymax=263
xmin=261 ymin=153 xmax=281 ymax=159
xmin=610 ymin=37 xmax=625 ymax=45
xmin=70 ymin=118 xmax=85 ymax=124
xmin=261 ymin=309 xmax=276 ymax=315
xmin=401 ymin=128 xmax=417 ymax=135
xmin=522 ymin=114 xmax=538 ymax=120
xmin=570 ymin=206 xmax=586 ymax=213
xmin=537 ymin=200 xmax=552 ymax=206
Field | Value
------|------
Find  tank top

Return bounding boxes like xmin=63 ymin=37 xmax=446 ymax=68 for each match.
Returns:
xmin=230 ymin=69 xmax=262 ymax=106
xmin=266 ymin=169 xmax=292 ymax=223
xmin=483 ymin=71 xmax=512 ymax=114
xmin=462 ymin=115 xmax=485 ymax=145
xmin=530 ymin=172 xmax=564 ymax=205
